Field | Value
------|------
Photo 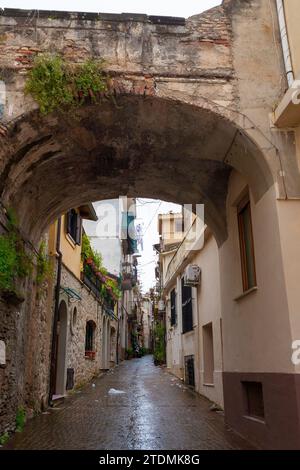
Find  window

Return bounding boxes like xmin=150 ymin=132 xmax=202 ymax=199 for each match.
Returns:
xmin=203 ymin=322 xmax=214 ymax=384
xmin=66 ymin=209 xmax=82 ymax=245
xmin=170 ymin=289 xmax=177 ymax=326
xmin=181 ymin=277 xmax=193 ymax=333
xmin=242 ymin=381 xmax=265 ymax=420
xmin=175 ymin=217 xmax=183 ymax=234
xmin=237 ymin=197 xmax=257 ymax=291
xmin=70 ymin=307 xmax=78 ymax=336
xmin=85 ymin=321 xmax=96 ymax=359
xmin=184 ymin=355 xmax=195 ymax=387
xmin=72 ymin=307 xmax=77 ymax=327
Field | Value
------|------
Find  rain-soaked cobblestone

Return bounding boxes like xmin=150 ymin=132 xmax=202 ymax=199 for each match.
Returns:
xmin=4 ymin=356 xmax=254 ymax=450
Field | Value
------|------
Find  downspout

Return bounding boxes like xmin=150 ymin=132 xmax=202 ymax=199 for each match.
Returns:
xmin=116 ymin=301 xmax=120 ymax=365
xmin=48 ymin=217 xmax=62 ymax=405
xmin=276 ymin=0 xmax=294 ymax=87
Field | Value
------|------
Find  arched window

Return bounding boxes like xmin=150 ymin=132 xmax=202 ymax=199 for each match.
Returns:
xmin=85 ymin=320 xmax=96 ymax=360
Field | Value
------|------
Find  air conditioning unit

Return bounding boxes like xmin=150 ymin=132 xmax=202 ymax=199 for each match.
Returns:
xmin=184 ymin=264 xmax=201 ymax=287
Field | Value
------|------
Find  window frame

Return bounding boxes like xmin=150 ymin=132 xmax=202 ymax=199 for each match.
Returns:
xmin=85 ymin=320 xmax=96 ymax=359
xmin=66 ymin=209 xmax=82 ymax=245
xmin=181 ymin=277 xmax=193 ymax=334
xmin=170 ymin=288 xmax=177 ymax=327
xmin=242 ymin=381 xmax=265 ymax=421
xmin=237 ymin=196 xmax=257 ymax=292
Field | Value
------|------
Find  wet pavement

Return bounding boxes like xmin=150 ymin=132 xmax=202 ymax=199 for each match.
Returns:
xmin=4 ymin=356 xmax=254 ymax=450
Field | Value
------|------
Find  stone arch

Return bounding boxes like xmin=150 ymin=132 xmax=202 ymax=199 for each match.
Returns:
xmin=0 ymin=95 xmax=276 ymax=246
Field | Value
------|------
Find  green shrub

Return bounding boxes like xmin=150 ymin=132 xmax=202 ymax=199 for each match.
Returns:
xmin=153 ymin=323 xmax=165 ymax=365
xmin=0 ymin=232 xmax=18 ymax=291
xmin=0 ymin=232 xmax=32 ymax=293
xmin=36 ymin=241 xmax=53 ymax=285
xmin=0 ymin=432 xmax=9 ymax=445
xmin=25 ymin=54 xmax=108 ymax=115
xmin=16 ymin=406 xmax=26 ymax=432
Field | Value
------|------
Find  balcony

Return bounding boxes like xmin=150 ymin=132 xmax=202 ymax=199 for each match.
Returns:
xmin=81 ymin=261 xmax=103 ymax=301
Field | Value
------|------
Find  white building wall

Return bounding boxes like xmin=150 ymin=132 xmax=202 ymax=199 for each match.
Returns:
xmin=164 ymin=229 xmax=224 ymax=407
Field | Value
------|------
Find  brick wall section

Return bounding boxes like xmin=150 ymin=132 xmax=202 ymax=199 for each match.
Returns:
xmin=0 ymin=7 xmax=233 ymax=96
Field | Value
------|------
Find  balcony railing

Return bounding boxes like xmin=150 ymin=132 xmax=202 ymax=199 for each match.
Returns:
xmin=81 ymin=262 xmax=103 ymax=300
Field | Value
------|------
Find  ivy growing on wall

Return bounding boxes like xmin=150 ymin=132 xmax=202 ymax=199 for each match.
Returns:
xmin=0 ymin=210 xmax=33 ymax=295
xmin=153 ymin=323 xmax=165 ymax=365
xmin=0 ymin=209 xmax=53 ymax=299
xmin=25 ymin=54 xmax=109 ymax=115
xmin=36 ymin=241 xmax=54 ymax=286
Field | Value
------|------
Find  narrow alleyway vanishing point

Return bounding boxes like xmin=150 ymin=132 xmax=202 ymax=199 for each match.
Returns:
xmin=4 ymin=356 xmax=253 ymax=450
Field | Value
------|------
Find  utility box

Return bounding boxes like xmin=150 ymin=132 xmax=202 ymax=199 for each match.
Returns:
xmin=184 ymin=264 xmax=201 ymax=287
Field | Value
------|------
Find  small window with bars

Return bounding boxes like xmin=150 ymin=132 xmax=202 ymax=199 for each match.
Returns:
xmin=184 ymin=355 xmax=195 ymax=387
xmin=170 ymin=289 xmax=177 ymax=326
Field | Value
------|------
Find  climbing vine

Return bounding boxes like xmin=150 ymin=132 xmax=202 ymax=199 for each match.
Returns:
xmin=36 ymin=241 xmax=53 ymax=285
xmin=153 ymin=323 xmax=165 ymax=365
xmin=0 ymin=210 xmax=33 ymax=295
xmin=0 ymin=209 xmax=53 ymax=299
xmin=25 ymin=54 xmax=109 ymax=115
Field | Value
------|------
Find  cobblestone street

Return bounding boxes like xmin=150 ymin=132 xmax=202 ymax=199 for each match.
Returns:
xmin=4 ymin=356 xmax=253 ymax=450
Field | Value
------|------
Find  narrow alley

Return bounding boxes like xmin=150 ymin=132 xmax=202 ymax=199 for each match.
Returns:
xmin=4 ymin=356 xmax=253 ymax=450
xmin=1 ymin=1 xmax=300 ymax=453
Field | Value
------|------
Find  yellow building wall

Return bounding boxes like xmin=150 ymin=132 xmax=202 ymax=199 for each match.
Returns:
xmin=284 ymin=0 xmax=300 ymax=79
xmin=48 ymin=212 xmax=82 ymax=280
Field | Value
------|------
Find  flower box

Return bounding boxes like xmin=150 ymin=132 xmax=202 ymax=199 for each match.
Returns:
xmin=85 ymin=350 xmax=96 ymax=360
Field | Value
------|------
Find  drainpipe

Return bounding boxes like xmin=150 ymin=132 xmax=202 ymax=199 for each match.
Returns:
xmin=48 ymin=217 xmax=62 ymax=405
xmin=276 ymin=0 xmax=294 ymax=87
xmin=116 ymin=301 xmax=120 ymax=365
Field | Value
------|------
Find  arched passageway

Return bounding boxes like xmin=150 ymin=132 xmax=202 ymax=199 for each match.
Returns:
xmin=0 ymin=94 xmax=299 ymax=450
xmin=0 ymin=95 xmax=274 ymax=247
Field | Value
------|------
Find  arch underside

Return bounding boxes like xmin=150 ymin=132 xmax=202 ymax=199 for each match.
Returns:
xmin=0 ymin=95 xmax=273 ymax=245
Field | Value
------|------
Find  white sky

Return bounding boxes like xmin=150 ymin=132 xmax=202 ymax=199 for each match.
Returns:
xmin=0 ymin=0 xmax=221 ymax=18
xmin=136 ymin=199 xmax=181 ymax=293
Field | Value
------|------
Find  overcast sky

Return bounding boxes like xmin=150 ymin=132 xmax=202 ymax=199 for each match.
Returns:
xmin=0 ymin=0 xmax=221 ymax=18
xmin=136 ymin=199 xmax=181 ymax=293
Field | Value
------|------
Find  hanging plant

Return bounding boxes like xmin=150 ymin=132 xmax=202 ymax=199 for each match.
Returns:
xmin=25 ymin=54 xmax=109 ymax=115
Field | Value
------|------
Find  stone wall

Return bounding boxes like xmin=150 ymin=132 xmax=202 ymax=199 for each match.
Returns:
xmin=0 ymin=245 xmax=118 ymax=436
xmin=0 ymin=248 xmax=55 ymax=435
xmin=61 ymin=264 xmax=103 ymax=388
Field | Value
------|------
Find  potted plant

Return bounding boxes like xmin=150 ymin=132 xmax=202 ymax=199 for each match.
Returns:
xmin=125 ymin=347 xmax=133 ymax=360
xmin=85 ymin=350 xmax=96 ymax=360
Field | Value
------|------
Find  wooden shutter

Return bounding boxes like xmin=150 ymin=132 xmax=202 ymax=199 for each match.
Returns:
xmin=75 ymin=215 xmax=82 ymax=245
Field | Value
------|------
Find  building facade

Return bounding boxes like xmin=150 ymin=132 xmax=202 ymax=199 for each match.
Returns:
xmin=157 ymin=213 xmax=223 ymax=407
xmin=48 ymin=205 xmax=119 ymax=400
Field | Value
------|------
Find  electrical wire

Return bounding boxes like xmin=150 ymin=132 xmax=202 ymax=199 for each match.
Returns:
xmin=142 ymin=201 xmax=162 ymax=236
